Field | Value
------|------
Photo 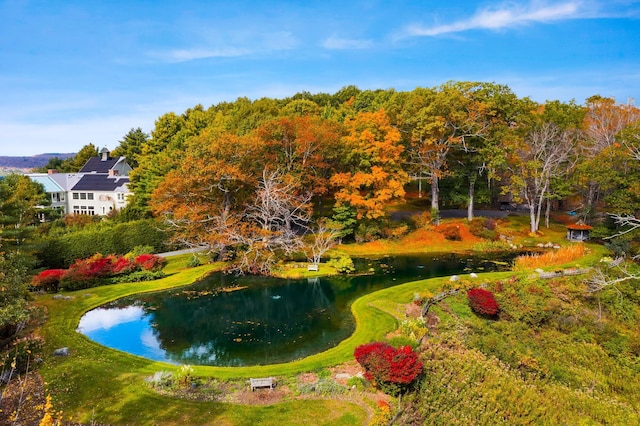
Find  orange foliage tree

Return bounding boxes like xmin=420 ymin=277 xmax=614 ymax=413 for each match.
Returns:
xmin=256 ymin=116 xmax=343 ymax=197
xmin=330 ymin=109 xmax=408 ymax=220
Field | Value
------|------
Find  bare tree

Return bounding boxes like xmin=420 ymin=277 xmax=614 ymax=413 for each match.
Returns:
xmin=603 ymin=214 xmax=640 ymax=241
xmin=232 ymin=169 xmax=312 ymax=274
xmin=307 ymin=220 xmax=342 ymax=266
xmin=510 ymin=122 xmax=578 ymax=233
xmin=587 ymin=259 xmax=639 ymax=319
xmin=581 ymin=97 xmax=640 ymax=211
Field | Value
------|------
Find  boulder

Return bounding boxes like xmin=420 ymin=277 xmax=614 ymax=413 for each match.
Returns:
xmin=53 ymin=347 xmax=70 ymax=356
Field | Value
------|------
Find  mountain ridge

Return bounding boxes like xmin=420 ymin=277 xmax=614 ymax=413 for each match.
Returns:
xmin=0 ymin=153 xmax=75 ymax=171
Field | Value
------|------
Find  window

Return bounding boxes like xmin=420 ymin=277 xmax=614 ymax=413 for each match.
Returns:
xmin=80 ymin=193 xmax=86 ymax=200
xmin=87 ymin=193 xmax=94 ymax=200
xmin=73 ymin=193 xmax=79 ymax=200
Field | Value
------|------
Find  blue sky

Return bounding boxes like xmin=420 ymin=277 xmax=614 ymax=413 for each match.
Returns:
xmin=1 ymin=0 xmax=639 ymax=156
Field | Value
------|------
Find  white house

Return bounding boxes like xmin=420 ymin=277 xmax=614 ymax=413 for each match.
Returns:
xmin=27 ymin=148 xmax=133 ymax=217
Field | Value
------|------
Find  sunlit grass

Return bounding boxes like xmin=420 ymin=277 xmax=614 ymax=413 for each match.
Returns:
xmin=513 ymin=244 xmax=588 ymax=271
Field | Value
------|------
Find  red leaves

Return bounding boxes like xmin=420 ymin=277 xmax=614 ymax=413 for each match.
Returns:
xmin=133 ymin=254 xmax=165 ymax=271
xmin=354 ymin=342 xmax=422 ymax=393
xmin=31 ymin=269 xmax=66 ymax=291
xmin=32 ymin=253 xmax=165 ymax=291
xmin=467 ymin=287 xmax=500 ymax=316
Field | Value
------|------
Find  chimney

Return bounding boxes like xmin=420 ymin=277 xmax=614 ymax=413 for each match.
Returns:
xmin=47 ymin=169 xmax=58 ymax=174
xmin=100 ymin=147 xmax=110 ymax=161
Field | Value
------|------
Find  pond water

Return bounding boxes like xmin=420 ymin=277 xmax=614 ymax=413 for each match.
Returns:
xmin=77 ymin=253 xmax=514 ymax=366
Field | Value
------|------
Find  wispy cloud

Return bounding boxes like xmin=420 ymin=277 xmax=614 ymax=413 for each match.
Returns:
xmin=150 ymin=30 xmax=300 ymax=63
xmin=402 ymin=1 xmax=589 ymax=37
xmin=322 ymin=36 xmax=374 ymax=50
xmin=158 ymin=47 xmax=251 ymax=63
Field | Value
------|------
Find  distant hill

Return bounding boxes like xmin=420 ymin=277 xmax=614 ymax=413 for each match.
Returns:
xmin=0 ymin=153 xmax=75 ymax=171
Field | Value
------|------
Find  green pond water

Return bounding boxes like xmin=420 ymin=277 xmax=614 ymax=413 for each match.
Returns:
xmin=77 ymin=253 xmax=514 ymax=366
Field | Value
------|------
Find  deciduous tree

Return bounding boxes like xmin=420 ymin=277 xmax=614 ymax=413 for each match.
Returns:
xmin=331 ymin=109 xmax=408 ymax=220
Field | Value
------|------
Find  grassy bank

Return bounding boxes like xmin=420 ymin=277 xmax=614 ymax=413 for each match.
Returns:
xmin=34 ymin=225 xmax=611 ymax=424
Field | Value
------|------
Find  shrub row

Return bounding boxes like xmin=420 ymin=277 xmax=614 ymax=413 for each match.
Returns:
xmin=37 ymin=219 xmax=168 ymax=268
xmin=32 ymin=253 xmax=166 ymax=291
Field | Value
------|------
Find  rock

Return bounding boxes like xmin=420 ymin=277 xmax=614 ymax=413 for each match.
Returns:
xmin=336 ymin=373 xmax=351 ymax=379
xmin=53 ymin=294 xmax=72 ymax=300
xmin=469 ymin=273 xmax=478 ymax=278
xmin=449 ymin=275 xmax=459 ymax=282
xmin=553 ymin=245 xmax=561 ymax=249
xmin=53 ymin=347 xmax=70 ymax=356
xmin=535 ymin=269 xmax=544 ymax=274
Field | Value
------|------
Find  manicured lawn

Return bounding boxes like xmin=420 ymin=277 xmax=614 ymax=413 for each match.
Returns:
xmin=35 ymin=234 xmax=606 ymax=424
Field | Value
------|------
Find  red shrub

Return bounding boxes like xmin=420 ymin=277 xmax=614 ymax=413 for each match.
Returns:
xmin=133 ymin=254 xmax=165 ymax=271
xmin=68 ymin=254 xmax=115 ymax=280
xmin=354 ymin=342 xmax=422 ymax=394
xmin=112 ymin=256 xmax=134 ymax=274
xmin=32 ymin=269 xmax=66 ymax=291
xmin=467 ymin=287 xmax=500 ymax=316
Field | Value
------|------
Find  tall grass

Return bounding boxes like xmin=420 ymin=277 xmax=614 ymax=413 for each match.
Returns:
xmin=514 ymin=244 xmax=586 ymax=270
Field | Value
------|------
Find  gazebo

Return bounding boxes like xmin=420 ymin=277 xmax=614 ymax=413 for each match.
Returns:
xmin=566 ymin=222 xmax=593 ymax=241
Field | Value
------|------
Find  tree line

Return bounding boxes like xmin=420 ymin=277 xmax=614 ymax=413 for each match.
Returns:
xmin=99 ymin=82 xmax=637 ymax=270
xmin=17 ymin=83 xmax=640 ymax=271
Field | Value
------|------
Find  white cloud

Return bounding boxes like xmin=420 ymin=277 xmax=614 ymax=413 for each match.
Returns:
xmin=77 ymin=306 xmax=145 ymax=333
xmin=154 ymin=47 xmax=252 ymax=63
xmin=402 ymin=1 xmax=589 ymax=37
xmin=150 ymin=31 xmax=299 ymax=63
xmin=322 ymin=36 xmax=374 ymax=50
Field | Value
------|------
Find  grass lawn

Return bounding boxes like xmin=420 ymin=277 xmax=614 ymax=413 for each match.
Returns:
xmin=34 ymin=218 xmax=608 ymax=425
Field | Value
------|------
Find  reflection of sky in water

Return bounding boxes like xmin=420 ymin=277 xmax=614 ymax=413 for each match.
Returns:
xmin=77 ymin=306 xmax=175 ymax=364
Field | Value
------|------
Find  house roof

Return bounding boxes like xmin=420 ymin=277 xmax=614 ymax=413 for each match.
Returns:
xmin=566 ymin=223 xmax=593 ymax=230
xmin=28 ymin=174 xmax=65 ymax=192
xmin=79 ymin=157 xmax=121 ymax=173
xmin=47 ymin=173 xmax=83 ymax=191
xmin=71 ymin=175 xmax=130 ymax=192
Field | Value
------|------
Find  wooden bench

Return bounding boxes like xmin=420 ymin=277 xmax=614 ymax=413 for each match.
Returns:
xmin=307 ymin=263 xmax=319 ymax=272
xmin=250 ymin=377 xmax=275 ymax=391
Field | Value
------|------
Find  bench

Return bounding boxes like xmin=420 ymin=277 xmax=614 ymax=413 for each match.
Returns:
xmin=250 ymin=377 xmax=275 ymax=391
xmin=307 ymin=263 xmax=319 ymax=272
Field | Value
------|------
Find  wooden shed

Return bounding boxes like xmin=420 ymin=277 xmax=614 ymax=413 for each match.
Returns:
xmin=566 ymin=223 xmax=593 ymax=241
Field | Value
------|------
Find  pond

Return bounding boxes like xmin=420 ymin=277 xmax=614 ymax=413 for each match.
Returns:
xmin=77 ymin=253 xmax=514 ymax=366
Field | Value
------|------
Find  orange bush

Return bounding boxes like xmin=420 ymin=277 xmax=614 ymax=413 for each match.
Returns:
xmin=514 ymin=244 xmax=586 ymax=270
